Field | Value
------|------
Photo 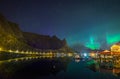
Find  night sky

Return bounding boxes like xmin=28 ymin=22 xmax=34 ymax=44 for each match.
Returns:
xmin=0 ymin=0 xmax=120 ymax=49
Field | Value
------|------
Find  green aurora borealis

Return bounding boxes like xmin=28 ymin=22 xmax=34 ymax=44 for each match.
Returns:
xmin=85 ymin=34 xmax=120 ymax=50
xmin=85 ymin=36 xmax=100 ymax=50
xmin=1 ymin=0 xmax=120 ymax=50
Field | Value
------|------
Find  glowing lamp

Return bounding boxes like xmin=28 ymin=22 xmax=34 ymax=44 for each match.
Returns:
xmin=15 ymin=50 xmax=19 ymax=53
xmin=91 ymin=53 xmax=95 ymax=57
xmin=8 ymin=50 xmax=12 ymax=52
xmin=0 ymin=48 xmax=2 ymax=51
xmin=84 ymin=53 xmax=87 ymax=57
xmin=68 ymin=53 xmax=73 ymax=57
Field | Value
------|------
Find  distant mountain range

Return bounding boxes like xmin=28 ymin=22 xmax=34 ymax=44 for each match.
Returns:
xmin=70 ymin=43 xmax=92 ymax=53
xmin=0 ymin=13 xmax=72 ymax=52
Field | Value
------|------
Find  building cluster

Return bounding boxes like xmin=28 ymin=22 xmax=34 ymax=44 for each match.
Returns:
xmin=88 ymin=42 xmax=120 ymax=68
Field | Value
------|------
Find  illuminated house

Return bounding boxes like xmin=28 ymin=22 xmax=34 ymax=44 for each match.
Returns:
xmin=89 ymin=51 xmax=97 ymax=58
xmin=99 ymin=50 xmax=113 ymax=62
xmin=100 ymin=50 xmax=111 ymax=55
xmin=111 ymin=42 xmax=120 ymax=55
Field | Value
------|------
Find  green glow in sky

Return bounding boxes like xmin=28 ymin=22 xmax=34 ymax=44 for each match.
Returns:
xmin=85 ymin=36 xmax=100 ymax=50
xmin=68 ymin=33 xmax=120 ymax=50
xmin=85 ymin=43 xmax=100 ymax=50
xmin=85 ymin=34 xmax=120 ymax=50
xmin=90 ymin=36 xmax=94 ymax=44
xmin=106 ymin=34 xmax=120 ymax=45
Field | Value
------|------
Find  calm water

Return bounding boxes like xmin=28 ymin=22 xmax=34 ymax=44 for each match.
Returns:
xmin=0 ymin=56 xmax=120 ymax=79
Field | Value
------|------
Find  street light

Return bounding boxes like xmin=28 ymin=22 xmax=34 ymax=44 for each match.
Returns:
xmin=0 ymin=48 xmax=2 ymax=51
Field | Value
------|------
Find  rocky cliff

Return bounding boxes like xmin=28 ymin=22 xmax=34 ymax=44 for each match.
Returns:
xmin=23 ymin=32 xmax=67 ymax=50
xmin=0 ymin=13 xmax=69 ymax=51
xmin=0 ymin=13 xmax=30 ymax=51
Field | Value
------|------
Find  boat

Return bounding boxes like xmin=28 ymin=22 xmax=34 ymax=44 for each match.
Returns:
xmin=74 ymin=54 xmax=80 ymax=59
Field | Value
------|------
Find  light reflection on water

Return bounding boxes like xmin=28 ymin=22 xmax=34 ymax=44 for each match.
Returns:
xmin=0 ymin=56 xmax=52 ymax=64
xmin=0 ymin=56 xmax=119 ymax=79
xmin=0 ymin=56 xmax=71 ymax=79
xmin=99 ymin=67 xmax=120 ymax=77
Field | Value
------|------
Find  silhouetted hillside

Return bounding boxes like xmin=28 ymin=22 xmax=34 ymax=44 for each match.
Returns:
xmin=0 ymin=13 xmax=71 ymax=52
xmin=23 ymin=32 xmax=67 ymax=50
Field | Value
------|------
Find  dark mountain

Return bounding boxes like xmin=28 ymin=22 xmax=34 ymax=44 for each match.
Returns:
xmin=71 ymin=43 xmax=92 ymax=53
xmin=0 ymin=13 xmax=31 ymax=51
xmin=0 ymin=13 xmax=70 ymax=52
xmin=23 ymin=32 xmax=67 ymax=50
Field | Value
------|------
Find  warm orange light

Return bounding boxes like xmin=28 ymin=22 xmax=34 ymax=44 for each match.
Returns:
xmin=90 ymin=53 xmax=95 ymax=57
xmin=111 ymin=44 xmax=120 ymax=52
xmin=15 ymin=50 xmax=19 ymax=53
xmin=0 ymin=48 xmax=2 ymax=51
xmin=103 ymin=50 xmax=110 ymax=52
xmin=25 ymin=51 xmax=29 ymax=54
xmin=110 ymin=44 xmax=120 ymax=55
xmin=8 ymin=49 xmax=12 ymax=52
xmin=68 ymin=53 xmax=73 ymax=57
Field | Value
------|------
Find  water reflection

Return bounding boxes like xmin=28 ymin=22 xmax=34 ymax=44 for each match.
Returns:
xmin=86 ymin=58 xmax=120 ymax=78
xmin=113 ymin=69 xmax=120 ymax=76
xmin=75 ymin=59 xmax=80 ymax=63
xmin=0 ymin=56 xmax=71 ymax=79
xmin=0 ymin=55 xmax=119 ymax=79
xmin=100 ymin=68 xmax=120 ymax=77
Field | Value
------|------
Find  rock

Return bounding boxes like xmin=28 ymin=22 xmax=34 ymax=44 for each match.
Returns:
xmin=0 ymin=13 xmax=70 ymax=51
xmin=23 ymin=32 xmax=67 ymax=50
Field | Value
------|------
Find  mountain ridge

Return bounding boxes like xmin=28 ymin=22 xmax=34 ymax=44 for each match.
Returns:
xmin=0 ymin=13 xmax=71 ymax=52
